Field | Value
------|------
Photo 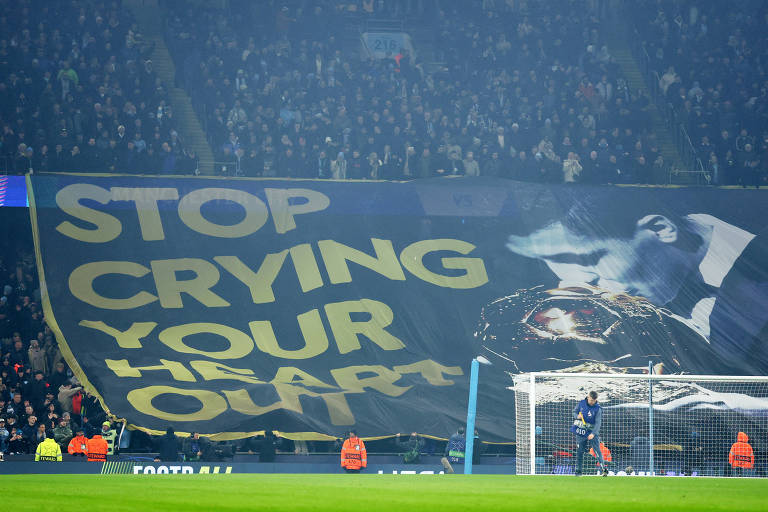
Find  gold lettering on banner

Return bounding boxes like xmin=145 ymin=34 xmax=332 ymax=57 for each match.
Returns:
xmin=151 ymin=258 xmax=229 ymax=308
xmin=393 ymin=360 xmax=464 ymax=386
xmin=158 ymin=323 xmax=254 ymax=359
xmin=55 ymin=184 xmax=122 ymax=243
xmin=319 ymin=238 xmax=406 ymax=284
xmin=110 ymin=187 xmax=179 ymax=241
xmin=116 ymin=361 xmax=460 ymax=424
xmin=271 ymin=367 xmax=336 ymax=389
xmin=105 ymin=359 xmax=196 ymax=382
xmin=126 ymin=386 xmax=228 ymax=421
xmin=190 ymin=361 xmax=264 ymax=384
xmin=225 ymin=385 xmax=354 ymax=426
xmin=324 ymin=299 xmax=405 ymax=354
xmin=249 ymin=309 xmax=328 ymax=359
xmin=264 ymin=188 xmax=330 ymax=234
xmin=222 ymin=388 xmax=287 ymax=416
xmin=331 ymin=364 xmax=412 ymax=396
xmin=69 ymin=261 xmax=158 ymax=309
xmin=399 ymin=239 xmax=488 ymax=289
xmin=79 ymin=320 xmax=157 ymax=349
xmin=214 ymin=252 xmax=288 ymax=304
xmin=288 ymin=244 xmax=324 ymax=293
xmin=272 ymin=384 xmax=355 ymax=425
xmin=177 ymin=188 xmax=269 ymax=238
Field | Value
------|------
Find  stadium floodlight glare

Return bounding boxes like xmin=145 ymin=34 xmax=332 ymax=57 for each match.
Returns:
xmin=513 ymin=372 xmax=768 ymax=476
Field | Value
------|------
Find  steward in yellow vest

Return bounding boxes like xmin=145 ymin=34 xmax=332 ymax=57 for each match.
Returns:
xmin=35 ymin=437 xmax=63 ymax=461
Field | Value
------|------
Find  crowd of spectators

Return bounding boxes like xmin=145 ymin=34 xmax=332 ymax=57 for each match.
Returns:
xmin=0 ymin=210 xmax=119 ymax=458
xmin=2 ymin=1 xmax=766 ymax=185
xmin=632 ymin=0 xmax=768 ymax=186
xmin=0 ymin=0 xmax=198 ymax=176
xmin=165 ymin=0 xmax=670 ymax=184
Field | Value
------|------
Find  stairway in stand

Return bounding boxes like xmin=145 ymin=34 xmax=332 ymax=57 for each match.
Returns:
xmin=124 ymin=0 xmax=215 ymax=175
xmin=610 ymin=45 xmax=683 ymax=178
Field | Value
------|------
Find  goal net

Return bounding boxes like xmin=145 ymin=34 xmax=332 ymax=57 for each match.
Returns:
xmin=513 ymin=372 xmax=768 ymax=476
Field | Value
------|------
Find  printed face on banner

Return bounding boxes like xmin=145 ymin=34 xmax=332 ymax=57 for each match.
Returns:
xmin=506 ymin=216 xmax=693 ymax=304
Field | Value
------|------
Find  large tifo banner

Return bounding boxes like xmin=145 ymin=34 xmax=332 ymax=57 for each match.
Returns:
xmin=27 ymin=175 xmax=768 ymax=441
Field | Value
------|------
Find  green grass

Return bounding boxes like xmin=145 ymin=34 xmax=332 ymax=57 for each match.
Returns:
xmin=5 ymin=474 xmax=767 ymax=511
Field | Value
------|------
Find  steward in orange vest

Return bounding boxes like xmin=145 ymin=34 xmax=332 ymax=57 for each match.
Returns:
xmin=67 ymin=428 xmax=89 ymax=456
xmin=340 ymin=430 xmax=367 ymax=472
xmin=589 ymin=442 xmax=612 ymax=465
xmin=729 ymin=431 xmax=754 ymax=475
xmin=86 ymin=434 xmax=109 ymax=462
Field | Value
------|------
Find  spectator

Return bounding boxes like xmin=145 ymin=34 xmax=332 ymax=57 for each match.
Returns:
xmin=27 ymin=340 xmax=48 ymax=375
xmin=483 ymin=151 xmax=504 ymax=177
xmin=157 ymin=426 xmax=181 ymax=462
xmin=48 ymin=362 xmax=70 ymax=392
xmin=315 ymin=150 xmax=331 ymax=178
xmin=20 ymin=414 xmax=38 ymax=453
xmin=58 ymin=381 xmax=82 ymax=415
xmin=80 ymin=391 xmax=106 ymax=427
xmin=257 ymin=430 xmax=280 ymax=463
xmin=7 ymin=427 xmax=25 ymax=455
xmin=4 ymin=416 xmax=19 ymax=437
xmin=563 ymin=152 xmax=583 ymax=183
xmin=331 ymin=152 xmax=348 ymax=179
xmin=463 ymin=151 xmax=481 ymax=176
xmin=101 ymin=420 xmax=118 ymax=456
xmin=0 ymin=417 xmax=8 ymax=457
xmin=25 ymin=370 xmax=48 ymax=410
xmin=42 ymin=402 xmax=60 ymax=431
xmin=32 ymin=423 xmax=48 ymax=452
xmin=395 ymin=432 xmax=425 ymax=464
xmin=659 ymin=66 xmax=680 ymax=96
xmin=682 ymin=430 xmax=703 ymax=476
xmin=53 ymin=417 xmax=73 ymax=452
xmin=183 ymin=431 xmax=214 ymax=462
xmin=8 ymin=339 xmax=28 ymax=368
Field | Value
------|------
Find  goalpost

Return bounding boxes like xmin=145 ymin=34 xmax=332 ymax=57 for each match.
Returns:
xmin=513 ymin=371 xmax=768 ymax=476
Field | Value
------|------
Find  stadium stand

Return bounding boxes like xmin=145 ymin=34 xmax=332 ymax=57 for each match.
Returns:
xmin=163 ymin=0 xmax=671 ymax=183
xmin=1 ymin=0 xmax=768 ymax=470
xmin=627 ymin=0 xmax=768 ymax=187
xmin=0 ymin=0 xmax=197 ymax=176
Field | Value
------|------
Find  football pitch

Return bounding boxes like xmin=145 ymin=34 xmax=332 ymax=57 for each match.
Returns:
xmin=5 ymin=474 xmax=767 ymax=511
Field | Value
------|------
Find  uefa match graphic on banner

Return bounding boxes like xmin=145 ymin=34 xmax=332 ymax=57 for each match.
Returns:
xmin=27 ymin=174 xmax=768 ymax=442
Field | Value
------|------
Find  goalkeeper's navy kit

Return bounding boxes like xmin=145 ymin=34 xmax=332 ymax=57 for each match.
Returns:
xmin=571 ymin=399 xmax=606 ymax=474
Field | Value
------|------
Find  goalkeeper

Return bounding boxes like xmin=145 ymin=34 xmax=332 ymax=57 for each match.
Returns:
xmin=571 ymin=391 xmax=608 ymax=476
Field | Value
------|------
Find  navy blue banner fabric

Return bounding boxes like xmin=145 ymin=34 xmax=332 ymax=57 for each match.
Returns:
xmin=27 ymin=175 xmax=768 ymax=440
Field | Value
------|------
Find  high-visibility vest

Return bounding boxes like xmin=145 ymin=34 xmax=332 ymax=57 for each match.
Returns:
xmin=590 ymin=442 xmax=613 ymax=462
xmin=340 ymin=437 xmax=367 ymax=470
xmin=68 ymin=435 xmax=89 ymax=455
xmin=729 ymin=432 xmax=754 ymax=469
xmin=86 ymin=435 xmax=109 ymax=462
xmin=35 ymin=438 xmax=63 ymax=461
xmin=102 ymin=429 xmax=117 ymax=455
